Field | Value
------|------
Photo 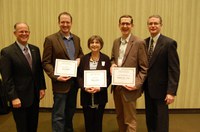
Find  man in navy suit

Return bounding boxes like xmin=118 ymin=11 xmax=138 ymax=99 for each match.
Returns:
xmin=143 ymin=15 xmax=180 ymax=132
xmin=0 ymin=22 xmax=46 ymax=132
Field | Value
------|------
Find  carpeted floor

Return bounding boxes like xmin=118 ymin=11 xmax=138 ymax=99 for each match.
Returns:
xmin=0 ymin=111 xmax=200 ymax=132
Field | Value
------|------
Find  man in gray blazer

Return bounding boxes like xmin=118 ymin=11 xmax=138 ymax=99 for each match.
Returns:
xmin=42 ymin=12 xmax=84 ymax=132
xmin=110 ymin=15 xmax=148 ymax=132
xmin=143 ymin=15 xmax=180 ymax=132
xmin=0 ymin=22 xmax=46 ymax=132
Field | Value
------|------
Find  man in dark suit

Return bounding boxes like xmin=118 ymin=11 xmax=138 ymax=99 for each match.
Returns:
xmin=0 ymin=22 xmax=46 ymax=132
xmin=143 ymin=15 xmax=180 ymax=132
xmin=110 ymin=15 xmax=148 ymax=132
xmin=0 ymin=66 xmax=10 ymax=114
xmin=42 ymin=12 xmax=84 ymax=132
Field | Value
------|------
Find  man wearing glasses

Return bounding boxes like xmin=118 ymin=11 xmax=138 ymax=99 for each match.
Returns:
xmin=143 ymin=15 xmax=180 ymax=132
xmin=110 ymin=15 xmax=148 ymax=132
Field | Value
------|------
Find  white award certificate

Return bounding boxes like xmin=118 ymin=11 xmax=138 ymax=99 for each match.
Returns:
xmin=84 ymin=70 xmax=107 ymax=88
xmin=112 ymin=67 xmax=136 ymax=86
xmin=54 ymin=59 xmax=77 ymax=77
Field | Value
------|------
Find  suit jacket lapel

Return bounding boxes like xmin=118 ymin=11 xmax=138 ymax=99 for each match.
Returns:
xmin=122 ymin=35 xmax=134 ymax=66
xmin=14 ymin=43 xmax=32 ymax=71
xmin=85 ymin=53 xmax=103 ymax=70
xmin=29 ymin=45 xmax=36 ymax=72
xmin=97 ymin=53 xmax=104 ymax=70
xmin=114 ymin=39 xmax=120 ymax=65
xmin=57 ymin=32 xmax=70 ymax=58
xmin=146 ymin=37 xmax=151 ymax=49
xmin=84 ymin=54 xmax=91 ymax=70
xmin=73 ymin=34 xmax=80 ymax=59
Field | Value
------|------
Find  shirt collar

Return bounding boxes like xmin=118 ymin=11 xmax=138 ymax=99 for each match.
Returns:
xmin=151 ymin=33 xmax=160 ymax=43
xmin=60 ymin=31 xmax=73 ymax=40
xmin=64 ymin=35 xmax=73 ymax=40
xmin=121 ymin=33 xmax=131 ymax=44
xmin=16 ymin=41 xmax=29 ymax=51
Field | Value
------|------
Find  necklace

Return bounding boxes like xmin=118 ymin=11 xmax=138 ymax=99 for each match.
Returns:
xmin=90 ymin=56 xmax=99 ymax=62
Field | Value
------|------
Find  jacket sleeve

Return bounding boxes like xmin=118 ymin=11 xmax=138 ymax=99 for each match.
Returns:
xmin=135 ymin=41 xmax=148 ymax=89
xmin=0 ymin=49 xmax=18 ymax=101
xmin=167 ymin=40 xmax=180 ymax=95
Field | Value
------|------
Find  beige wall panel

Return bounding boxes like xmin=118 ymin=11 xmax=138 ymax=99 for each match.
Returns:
xmin=0 ymin=0 xmax=200 ymax=109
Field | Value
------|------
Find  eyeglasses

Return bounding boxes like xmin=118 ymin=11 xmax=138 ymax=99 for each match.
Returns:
xmin=147 ymin=22 xmax=161 ymax=26
xmin=120 ymin=22 xmax=132 ymax=26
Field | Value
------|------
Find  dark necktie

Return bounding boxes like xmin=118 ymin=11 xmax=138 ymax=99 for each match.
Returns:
xmin=148 ymin=39 xmax=154 ymax=62
xmin=24 ymin=47 xmax=32 ymax=69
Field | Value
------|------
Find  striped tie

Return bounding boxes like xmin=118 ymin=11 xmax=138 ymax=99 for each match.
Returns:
xmin=148 ymin=39 xmax=154 ymax=62
xmin=24 ymin=47 xmax=32 ymax=69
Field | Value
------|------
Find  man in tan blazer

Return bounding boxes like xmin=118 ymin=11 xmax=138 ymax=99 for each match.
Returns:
xmin=42 ymin=12 xmax=84 ymax=132
xmin=110 ymin=15 xmax=148 ymax=132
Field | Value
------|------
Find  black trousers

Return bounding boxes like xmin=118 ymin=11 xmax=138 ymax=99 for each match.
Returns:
xmin=144 ymin=90 xmax=169 ymax=132
xmin=12 ymin=100 xmax=39 ymax=132
xmin=82 ymin=104 xmax=106 ymax=132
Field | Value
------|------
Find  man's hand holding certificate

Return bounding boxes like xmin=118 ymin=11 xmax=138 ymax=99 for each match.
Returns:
xmin=54 ymin=59 xmax=77 ymax=77
xmin=112 ymin=67 xmax=136 ymax=90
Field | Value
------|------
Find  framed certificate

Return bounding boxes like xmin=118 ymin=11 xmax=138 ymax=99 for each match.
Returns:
xmin=84 ymin=70 xmax=107 ymax=88
xmin=112 ymin=67 xmax=136 ymax=86
xmin=54 ymin=59 xmax=77 ymax=77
